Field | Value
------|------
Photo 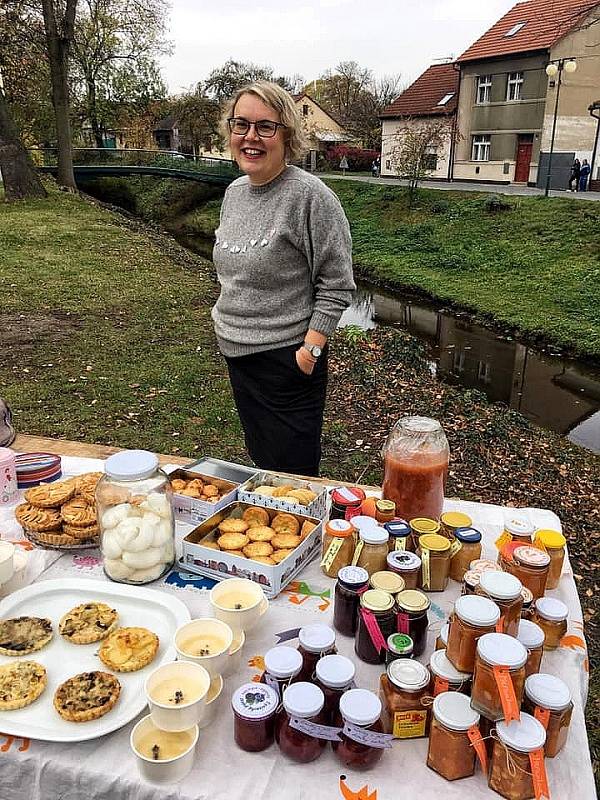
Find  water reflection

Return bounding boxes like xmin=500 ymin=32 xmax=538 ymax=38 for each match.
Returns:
xmin=339 ymin=286 xmax=600 ymax=454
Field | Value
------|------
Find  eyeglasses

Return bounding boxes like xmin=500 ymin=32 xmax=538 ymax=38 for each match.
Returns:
xmin=227 ymin=117 xmax=286 ymax=138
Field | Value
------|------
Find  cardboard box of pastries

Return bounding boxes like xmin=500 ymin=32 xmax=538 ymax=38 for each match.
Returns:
xmin=237 ymin=472 xmax=328 ymax=520
xmin=180 ymin=501 xmax=322 ymax=598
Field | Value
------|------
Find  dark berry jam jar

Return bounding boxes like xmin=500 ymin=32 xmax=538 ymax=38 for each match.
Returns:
xmin=260 ymin=646 xmax=303 ymax=697
xmin=297 ymin=624 xmax=336 ymax=681
xmin=333 ymin=566 xmax=370 ymax=637
xmin=315 ymin=654 xmax=356 ymax=722
xmin=332 ymin=688 xmax=386 ymax=770
xmin=232 ymin=682 xmax=279 ymax=752
xmin=276 ymin=682 xmax=327 ymax=763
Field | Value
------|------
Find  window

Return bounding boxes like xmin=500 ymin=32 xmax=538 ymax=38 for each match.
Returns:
xmin=302 ymin=104 xmax=309 ymax=116
xmin=437 ymin=93 xmax=454 ymax=106
xmin=506 ymin=72 xmax=524 ymax=101
xmin=423 ymin=147 xmax=438 ymax=171
xmin=472 ymin=134 xmax=491 ymax=161
xmin=477 ymin=75 xmax=492 ymax=104
xmin=505 ymin=21 xmax=527 ymax=37
xmin=477 ymin=360 xmax=492 ymax=383
xmin=453 ymin=350 xmax=466 ymax=374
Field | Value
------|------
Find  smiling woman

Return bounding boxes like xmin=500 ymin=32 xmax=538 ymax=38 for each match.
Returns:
xmin=210 ymin=81 xmax=356 ymax=476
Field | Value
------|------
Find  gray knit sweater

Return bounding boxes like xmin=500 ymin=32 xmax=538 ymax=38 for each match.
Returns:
xmin=211 ymin=166 xmax=355 ymax=357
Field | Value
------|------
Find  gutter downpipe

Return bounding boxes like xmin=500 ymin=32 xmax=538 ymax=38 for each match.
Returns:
xmin=449 ymin=61 xmax=462 ymax=182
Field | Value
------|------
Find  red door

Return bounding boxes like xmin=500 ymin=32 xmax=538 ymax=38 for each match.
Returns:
xmin=515 ymin=136 xmax=533 ymax=183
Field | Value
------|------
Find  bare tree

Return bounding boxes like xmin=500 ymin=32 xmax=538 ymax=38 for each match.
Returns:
xmin=0 ymin=86 xmax=47 ymax=200
xmin=387 ymin=117 xmax=455 ymax=203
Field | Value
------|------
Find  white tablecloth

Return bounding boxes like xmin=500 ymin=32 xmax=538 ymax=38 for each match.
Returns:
xmin=0 ymin=456 xmax=594 ymax=800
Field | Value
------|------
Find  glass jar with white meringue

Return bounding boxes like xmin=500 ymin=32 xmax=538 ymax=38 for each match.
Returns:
xmin=97 ymin=450 xmax=175 ymax=584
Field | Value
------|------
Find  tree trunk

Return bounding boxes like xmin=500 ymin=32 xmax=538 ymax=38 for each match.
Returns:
xmin=0 ymin=91 xmax=47 ymax=201
xmin=86 ymin=77 xmax=104 ymax=148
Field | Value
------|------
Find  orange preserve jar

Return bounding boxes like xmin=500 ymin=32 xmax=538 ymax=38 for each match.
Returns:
xmin=427 ymin=691 xmax=485 ymax=781
xmin=440 ymin=511 xmax=472 ymax=540
xmin=320 ymin=519 xmax=356 ymax=578
xmin=375 ymin=499 xmax=396 ymax=525
xmin=517 ymin=620 xmax=545 ymax=678
xmin=429 ymin=649 xmax=471 ymax=696
xmin=446 ymin=594 xmax=500 ymax=673
xmin=417 ymin=534 xmax=451 ymax=592
xmin=532 ymin=597 xmax=568 ymax=650
xmin=382 ymin=416 xmax=449 ymax=521
xmin=523 ymin=673 xmax=572 ymax=758
xmin=386 ymin=551 xmax=421 ymax=589
xmin=476 ymin=571 xmax=523 ymax=637
xmin=533 ymin=529 xmax=566 ymax=590
xmin=435 ymin=621 xmax=449 ymax=651
xmin=379 ymin=659 xmax=431 ymax=739
xmin=503 ymin=515 xmax=535 ymax=544
xmin=489 ymin=714 xmax=548 ymax=800
xmin=448 ymin=528 xmax=482 ymax=582
xmin=509 ymin=546 xmax=550 ymax=600
xmin=472 ymin=633 xmax=527 ymax=721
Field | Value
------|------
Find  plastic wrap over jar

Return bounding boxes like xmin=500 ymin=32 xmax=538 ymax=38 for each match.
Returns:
xmin=382 ymin=416 xmax=449 ymax=521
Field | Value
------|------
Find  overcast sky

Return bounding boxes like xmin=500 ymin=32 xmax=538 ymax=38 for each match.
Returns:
xmin=159 ymin=0 xmax=518 ymax=94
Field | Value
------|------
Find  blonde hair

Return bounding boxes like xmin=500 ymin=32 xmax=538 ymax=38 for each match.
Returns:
xmin=220 ymin=81 xmax=310 ymax=162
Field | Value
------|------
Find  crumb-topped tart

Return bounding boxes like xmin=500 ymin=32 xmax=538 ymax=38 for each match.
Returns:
xmin=0 ymin=616 xmax=53 ymax=656
xmin=0 ymin=661 xmax=47 ymax=710
xmin=58 ymin=602 xmax=118 ymax=644
xmin=98 ymin=627 xmax=159 ymax=672
xmin=54 ymin=671 xmax=121 ymax=722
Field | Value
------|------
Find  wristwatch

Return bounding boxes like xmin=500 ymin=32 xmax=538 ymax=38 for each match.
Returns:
xmin=303 ymin=343 xmax=323 ymax=359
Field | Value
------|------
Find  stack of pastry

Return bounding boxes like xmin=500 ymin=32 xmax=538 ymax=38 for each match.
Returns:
xmin=15 ymin=472 xmax=103 ymax=548
xmin=249 ymin=483 xmax=318 ymax=506
xmin=170 ymin=475 xmax=229 ymax=502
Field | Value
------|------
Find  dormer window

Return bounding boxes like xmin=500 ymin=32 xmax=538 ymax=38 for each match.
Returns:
xmin=505 ymin=21 xmax=527 ymax=37
xmin=437 ymin=93 xmax=455 ymax=106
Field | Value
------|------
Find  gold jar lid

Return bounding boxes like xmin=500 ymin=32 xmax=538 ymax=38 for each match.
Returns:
xmin=396 ymin=589 xmax=431 ymax=613
xmin=419 ymin=533 xmax=451 ymax=552
xmin=370 ymin=571 xmax=405 ymax=594
xmin=376 ymin=499 xmax=396 ymax=514
xmin=533 ymin=529 xmax=566 ymax=550
xmin=409 ymin=518 xmax=440 ymax=535
xmin=440 ymin=511 xmax=472 ymax=530
xmin=360 ymin=588 xmax=395 ymax=612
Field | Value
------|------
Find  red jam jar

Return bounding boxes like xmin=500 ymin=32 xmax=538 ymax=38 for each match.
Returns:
xmin=330 ymin=487 xmax=366 ymax=520
xmin=232 ymin=682 xmax=279 ymax=752
xmin=332 ymin=689 xmax=386 ymax=771
xmin=315 ymin=654 xmax=356 ymax=722
xmin=355 ymin=589 xmax=396 ymax=665
xmin=277 ymin=682 xmax=327 ymax=763
xmin=298 ymin=624 xmax=336 ymax=681
xmin=261 ymin=646 xmax=303 ymax=697
xmin=333 ymin=566 xmax=370 ymax=637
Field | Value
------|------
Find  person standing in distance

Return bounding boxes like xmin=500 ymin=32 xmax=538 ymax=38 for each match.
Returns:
xmin=212 ymin=82 xmax=355 ymax=477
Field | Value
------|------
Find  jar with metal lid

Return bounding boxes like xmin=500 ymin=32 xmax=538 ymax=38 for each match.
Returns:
xmin=379 ymin=659 xmax=431 ymax=739
xmin=440 ymin=511 xmax=472 ymax=540
xmin=320 ymin=519 xmax=357 ymax=578
xmin=508 ymin=546 xmax=550 ymax=600
xmin=476 ymin=571 xmax=523 ymax=637
xmin=427 ymin=691 xmax=485 ymax=781
xmin=448 ymin=528 xmax=482 ymax=582
xmin=386 ymin=551 xmax=421 ymax=589
xmin=333 ymin=566 xmax=370 ymax=637
xmin=260 ymin=646 xmax=303 ymax=698
xmin=489 ymin=713 xmax=548 ymax=800
xmin=385 ymin=633 xmax=413 ymax=665
xmin=417 ymin=533 xmax=451 ymax=592
xmin=332 ymin=689 xmax=386 ymax=770
xmin=533 ymin=529 xmax=566 ymax=590
xmin=232 ymin=682 xmax=279 ymax=752
xmin=375 ymin=499 xmax=395 ymax=525
xmin=330 ymin=486 xmax=365 ymax=521
xmin=297 ymin=624 xmax=336 ymax=680
xmin=277 ymin=682 xmax=327 ymax=762
xmin=409 ymin=517 xmax=440 ymax=551
xmin=517 ymin=620 xmax=545 ymax=677
xmin=429 ymin=649 xmax=471 ymax=696
xmin=523 ymin=673 xmax=572 ymax=758
xmin=355 ymin=590 xmax=396 ymax=664
xmin=435 ymin=621 xmax=449 ymax=651
xmin=471 ymin=633 xmax=527 ymax=721
xmin=532 ymin=597 xmax=568 ymax=650
xmin=521 ymin=587 xmax=534 ymax=619
xmin=354 ymin=526 xmax=389 ymax=577
xmin=395 ymin=588 xmax=430 ymax=657
xmin=370 ymin=570 xmax=405 ymax=595
xmin=446 ymin=594 xmax=500 ymax=673
xmin=384 ymin=519 xmax=412 ymax=552
xmin=315 ymin=654 xmax=356 ymax=722
xmin=97 ymin=449 xmax=175 ymax=585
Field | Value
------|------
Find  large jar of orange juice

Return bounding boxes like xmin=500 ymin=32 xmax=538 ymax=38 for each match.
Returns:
xmin=382 ymin=417 xmax=449 ymax=521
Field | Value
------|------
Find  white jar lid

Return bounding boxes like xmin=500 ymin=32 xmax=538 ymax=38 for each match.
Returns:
xmin=479 ymin=570 xmax=522 ymax=600
xmin=387 ymin=551 xmax=421 ymax=572
xmin=496 ymin=712 xmax=546 ymax=753
xmin=105 ymin=450 xmax=158 ymax=482
xmin=352 ymin=515 xmax=380 ymax=533
xmin=430 ymin=649 xmax=472 ymax=682
xmin=477 ymin=632 xmax=527 ymax=669
xmin=505 ymin=515 xmax=535 ymax=537
xmin=454 ymin=594 xmax=500 ymax=627
xmin=315 ymin=654 xmax=355 ymax=689
xmin=534 ymin=597 xmax=568 ymax=622
xmin=339 ymin=688 xmax=381 ymax=727
xmin=433 ymin=691 xmax=480 ymax=731
xmin=231 ymin=683 xmax=279 ymax=719
xmin=387 ymin=659 xmax=430 ymax=691
xmin=283 ymin=681 xmax=324 ymax=718
xmin=517 ymin=620 xmax=545 ymax=650
xmin=264 ymin=646 xmax=303 ymax=679
xmin=299 ymin=623 xmax=336 ymax=653
xmin=525 ymin=673 xmax=571 ymax=711
xmin=359 ymin=526 xmax=389 ymax=545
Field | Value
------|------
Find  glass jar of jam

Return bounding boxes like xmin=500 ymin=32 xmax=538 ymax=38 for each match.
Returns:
xmin=417 ymin=533 xmax=451 ymax=592
xmin=355 ymin=589 xmax=396 ymax=664
xmin=471 ymin=633 xmax=527 ymax=721
xmin=521 ymin=587 xmax=534 ymax=619
xmin=320 ymin=519 xmax=357 ymax=578
xmin=315 ymin=654 xmax=356 ymax=722
xmin=498 ymin=540 xmax=524 ymax=569
xmin=448 ymin=528 xmax=482 ymax=582
xmin=532 ymin=597 xmax=568 ymax=650
xmin=427 ymin=691 xmax=483 ymax=781
xmin=379 ymin=659 xmax=431 ymax=739
xmin=261 ymin=646 xmax=303 ymax=697
xmin=277 ymin=682 xmax=327 ymax=762
xmin=489 ymin=713 xmax=547 ymax=800
xmin=298 ymin=624 xmax=336 ymax=680
xmin=533 ymin=529 xmax=566 ymax=590
xmin=517 ymin=620 xmax=545 ymax=677
xmin=476 ymin=571 xmax=523 ymax=637
xmin=440 ymin=511 xmax=472 ymax=540
xmin=409 ymin=517 xmax=440 ymax=551
xmin=503 ymin=515 xmax=535 ymax=544
xmin=446 ymin=594 xmax=500 ymax=673
xmin=330 ymin=486 xmax=365 ymax=520
xmin=354 ymin=526 xmax=389 ymax=577
xmin=370 ymin=570 xmax=405 ymax=595
xmin=332 ymin=689 xmax=386 ymax=770
xmin=385 ymin=633 xmax=413 ymax=665
xmin=384 ymin=519 xmax=412 ymax=552
xmin=509 ymin=546 xmax=551 ymax=600
xmin=395 ymin=589 xmax=430 ymax=657
xmin=375 ymin=499 xmax=395 ymax=525
xmin=232 ymin=682 xmax=279 ymax=752
xmin=386 ymin=551 xmax=421 ymax=589
xmin=435 ymin=621 xmax=449 ymax=651
xmin=333 ymin=566 xmax=370 ymax=637
xmin=523 ymin=673 xmax=572 ymax=758
xmin=429 ymin=649 xmax=471 ymax=696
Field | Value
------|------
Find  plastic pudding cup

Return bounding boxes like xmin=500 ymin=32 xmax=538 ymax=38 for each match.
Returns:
xmin=130 ymin=714 xmax=198 ymax=784
xmin=209 ymin=578 xmax=269 ymax=633
xmin=145 ymin=660 xmax=210 ymax=732
xmin=197 ymin=674 xmax=224 ymax=730
xmin=224 ymin=629 xmax=246 ymax=677
xmin=174 ymin=618 xmax=234 ymax=677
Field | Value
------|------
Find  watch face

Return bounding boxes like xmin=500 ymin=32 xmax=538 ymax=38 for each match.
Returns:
xmin=311 ymin=346 xmax=322 ymax=358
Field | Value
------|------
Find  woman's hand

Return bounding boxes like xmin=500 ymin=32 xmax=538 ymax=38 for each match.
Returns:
xmin=296 ymin=347 xmax=316 ymax=375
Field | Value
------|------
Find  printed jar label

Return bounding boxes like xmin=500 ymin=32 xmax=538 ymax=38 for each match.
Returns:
xmin=449 ymin=539 xmax=463 ymax=557
xmin=320 ymin=537 xmax=345 ymax=571
xmin=392 ymin=709 xmax=428 ymax=739
xmin=337 ymin=487 xmax=359 ymax=502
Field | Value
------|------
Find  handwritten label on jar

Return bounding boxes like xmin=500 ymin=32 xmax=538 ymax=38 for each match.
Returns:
xmin=264 ymin=674 xmax=280 ymax=696
xmin=394 ymin=538 xmax=406 ymax=551
xmin=421 ymin=548 xmax=431 ymax=589
xmin=275 ymin=628 xmax=301 ymax=643
xmin=534 ymin=706 xmax=551 ymax=730
xmin=495 ymin=531 xmax=512 ymax=551
xmin=397 ymin=612 xmax=410 ymax=635
xmin=351 ymin=540 xmax=364 ymax=566
xmin=343 ymin=722 xmax=394 ymax=749
xmin=528 ymin=748 xmax=550 ymax=800
xmin=449 ymin=539 xmax=463 ymax=558
xmin=392 ymin=709 xmax=428 ymax=738
xmin=492 ymin=665 xmax=520 ymax=723
xmin=320 ymin=537 xmax=345 ymax=571
xmin=289 ymin=717 xmax=342 ymax=741
xmin=360 ymin=608 xmax=387 ymax=653
xmin=467 ymin=725 xmax=488 ymax=774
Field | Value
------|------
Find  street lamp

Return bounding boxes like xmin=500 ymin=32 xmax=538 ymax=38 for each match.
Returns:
xmin=589 ymin=100 xmax=600 ymax=191
xmin=544 ymin=58 xmax=577 ymax=196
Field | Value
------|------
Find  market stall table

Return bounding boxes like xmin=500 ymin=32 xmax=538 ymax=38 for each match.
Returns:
xmin=0 ymin=440 xmax=594 ymax=800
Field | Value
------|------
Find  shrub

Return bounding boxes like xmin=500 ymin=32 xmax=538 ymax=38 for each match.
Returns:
xmin=431 ymin=199 xmax=450 ymax=214
xmin=483 ymin=194 xmax=513 ymax=214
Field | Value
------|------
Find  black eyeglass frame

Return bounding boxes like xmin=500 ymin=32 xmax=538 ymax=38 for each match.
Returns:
xmin=227 ymin=117 xmax=287 ymax=138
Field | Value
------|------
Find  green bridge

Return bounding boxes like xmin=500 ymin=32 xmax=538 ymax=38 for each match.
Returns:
xmin=32 ymin=148 xmax=241 ymax=186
